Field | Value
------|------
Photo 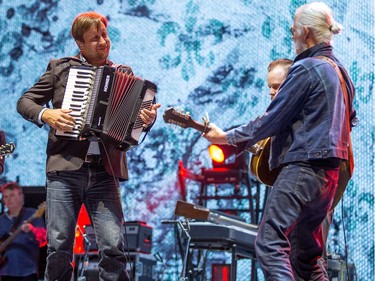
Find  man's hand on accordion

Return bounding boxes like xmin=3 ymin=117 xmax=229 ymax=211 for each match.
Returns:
xmin=41 ymin=109 xmax=76 ymax=132
xmin=140 ymin=103 xmax=161 ymax=128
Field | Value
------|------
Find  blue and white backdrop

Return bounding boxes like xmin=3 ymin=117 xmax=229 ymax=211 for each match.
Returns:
xmin=0 ymin=0 xmax=373 ymax=280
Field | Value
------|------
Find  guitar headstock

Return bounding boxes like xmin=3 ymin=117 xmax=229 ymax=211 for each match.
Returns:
xmin=0 ymin=142 xmax=15 ymax=158
xmin=163 ymin=107 xmax=193 ymax=129
xmin=163 ymin=107 xmax=211 ymax=133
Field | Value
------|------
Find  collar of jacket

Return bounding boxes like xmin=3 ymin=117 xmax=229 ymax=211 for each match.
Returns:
xmin=294 ymin=42 xmax=333 ymax=62
xmin=76 ymin=53 xmax=114 ymax=67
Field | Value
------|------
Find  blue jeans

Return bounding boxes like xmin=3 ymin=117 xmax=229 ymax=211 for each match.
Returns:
xmin=255 ymin=163 xmax=339 ymax=281
xmin=44 ymin=164 xmax=129 ymax=281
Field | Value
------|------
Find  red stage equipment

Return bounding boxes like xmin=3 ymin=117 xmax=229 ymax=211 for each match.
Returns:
xmin=73 ymin=205 xmax=92 ymax=255
xmin=212 ymin=264 xmax=231 ymax=281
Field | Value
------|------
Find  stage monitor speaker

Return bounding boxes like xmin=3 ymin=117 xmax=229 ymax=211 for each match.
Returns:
xmin=124 ymin=221 xmax=153 ymax=254
xmin=84 ymin=221 xmax=153 ymax=254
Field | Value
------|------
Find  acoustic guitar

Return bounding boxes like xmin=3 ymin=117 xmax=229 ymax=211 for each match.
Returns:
xmin=163 ymin=107 xmax=277 ymax=186
xmin=164 ymin=107 xmax=353 ymax=208
xmin=247 ymin=138 xmax=281 ymax=186
xmin=0 ymin=201 xmax=46 ymax=267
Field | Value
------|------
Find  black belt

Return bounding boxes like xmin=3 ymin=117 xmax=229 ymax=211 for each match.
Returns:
xmin=84 ymin=154 xmax=103 ymax=166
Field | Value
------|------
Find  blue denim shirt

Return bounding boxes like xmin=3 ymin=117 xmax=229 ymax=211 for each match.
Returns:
xmin=226 ymin=43 xmax=356 ymax=170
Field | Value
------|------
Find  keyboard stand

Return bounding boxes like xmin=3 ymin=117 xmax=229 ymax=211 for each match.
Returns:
xmin=186 ymin=222 xmax=256 ymax=281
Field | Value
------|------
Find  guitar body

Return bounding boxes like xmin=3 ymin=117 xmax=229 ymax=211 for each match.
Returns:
xmin=249 ymin=138 xmax=281 ymax=186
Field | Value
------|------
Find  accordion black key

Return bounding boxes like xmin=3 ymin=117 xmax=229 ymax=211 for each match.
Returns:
xmin=55 ymin=65 xmax=157 ymax=151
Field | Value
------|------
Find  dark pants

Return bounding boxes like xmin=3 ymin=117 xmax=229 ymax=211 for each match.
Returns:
xmin=255 ymin=163 xmax=339 ymax=281
xmin=1 ymin=274 xmax=38 ymax=281
xmin=44 ymin=165 xmax=129 ymax=281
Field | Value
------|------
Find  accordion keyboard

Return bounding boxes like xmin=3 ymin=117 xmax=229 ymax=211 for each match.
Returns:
xmin=55 ymin=67 xmax=96 ymax=139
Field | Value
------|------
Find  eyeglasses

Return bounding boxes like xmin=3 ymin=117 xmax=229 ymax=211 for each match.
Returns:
xmin=289 ymin=26 xmax=296 ymax=36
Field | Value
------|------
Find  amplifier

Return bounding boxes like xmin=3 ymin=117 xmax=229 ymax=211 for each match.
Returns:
xmin=83 ymin=221 xmax=153 ymax=254
xmin=75 ymin=252 xmax=157 ymax=281
xmin=125 ymin=221 xmax=153 ymax=254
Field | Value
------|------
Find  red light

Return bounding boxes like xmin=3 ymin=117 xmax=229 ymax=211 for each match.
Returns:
xmin=209 ymin=145 xmax=225 ymax=163
xmin=212 ymin=264 xmax=230 ymax=281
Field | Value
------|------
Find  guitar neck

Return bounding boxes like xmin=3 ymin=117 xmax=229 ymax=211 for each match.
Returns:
xmin=189 ymin=120 xmax=211 ymax=134
xmin=163 ymin=107 xmax=211 ymax=134
xmin=0 ymin=214 xmax=36 ymax=254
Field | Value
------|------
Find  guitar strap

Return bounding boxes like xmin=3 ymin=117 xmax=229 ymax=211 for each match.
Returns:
xmin=316 ymin=56 xmax=354 ymax=173
xmin=316 ymin=56 xmax=354 ymax=208
xmin=9 ymin=207 xmax=25 ymax=234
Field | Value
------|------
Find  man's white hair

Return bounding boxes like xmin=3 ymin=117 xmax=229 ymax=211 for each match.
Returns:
xmin=296 ymin=2 xmax=342 ymax=44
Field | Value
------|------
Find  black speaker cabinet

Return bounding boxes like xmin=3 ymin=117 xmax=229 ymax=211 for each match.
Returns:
xmin=75 ymin=252 xmax=157 ymax=281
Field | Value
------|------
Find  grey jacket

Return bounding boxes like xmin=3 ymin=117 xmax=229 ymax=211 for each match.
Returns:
xmin=17 ymin=56 xmax=130 ymax=179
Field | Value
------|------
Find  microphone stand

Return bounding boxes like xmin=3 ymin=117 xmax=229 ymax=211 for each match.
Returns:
xmin=161 ymin=219 xmax=191 ymax=281
xmin=77 ymin=225 xmax=92 ymax=281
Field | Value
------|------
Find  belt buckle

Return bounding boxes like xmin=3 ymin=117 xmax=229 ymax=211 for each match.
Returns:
xmin=85 ymin=154 xmax=101 ymax=164
xmin=85 ymin=154 xmax=93 ymax=163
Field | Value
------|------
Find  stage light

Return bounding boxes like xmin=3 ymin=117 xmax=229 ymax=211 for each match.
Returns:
xmin=208 ymin=144 xmax=248 ymax=171
xmin=209 ymin=145 xmax=225 ymax=163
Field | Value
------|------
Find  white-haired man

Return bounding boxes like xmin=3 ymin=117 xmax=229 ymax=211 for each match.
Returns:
xmin=203 ymin=2 xmax=356 ymax=280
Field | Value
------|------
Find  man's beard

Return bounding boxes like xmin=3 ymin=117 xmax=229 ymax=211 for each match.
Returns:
xmin=295 ymin=38 xmax=308 ymax=55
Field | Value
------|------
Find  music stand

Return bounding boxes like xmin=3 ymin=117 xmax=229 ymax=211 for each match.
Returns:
xmin=161 ymin=219 xmax=191 ymax=281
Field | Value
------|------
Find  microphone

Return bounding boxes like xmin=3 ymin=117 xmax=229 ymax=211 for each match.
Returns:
xmin=161 ymin=219 xmax=190 ymax=231
xmin=161 ymin=219 xmax=181 ymax=224
xmin=76 ymin=225 xmax=91 ymax=247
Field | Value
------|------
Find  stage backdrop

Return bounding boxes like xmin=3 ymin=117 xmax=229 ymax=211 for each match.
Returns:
xmin=0 ymin=0 xmax=373 ymax=280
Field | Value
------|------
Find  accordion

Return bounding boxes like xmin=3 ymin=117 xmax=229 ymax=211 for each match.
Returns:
xmin=55 ymin=65 xmax=157 ymax=151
